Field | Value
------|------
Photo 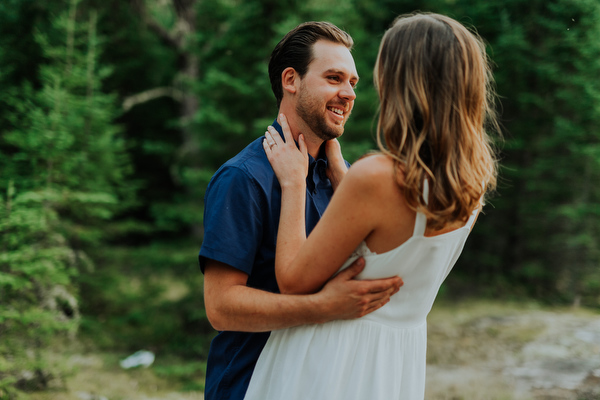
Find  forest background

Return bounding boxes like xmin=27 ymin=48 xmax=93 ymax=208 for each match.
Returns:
xmin=1 ymin=0 xmax=599 ymax=397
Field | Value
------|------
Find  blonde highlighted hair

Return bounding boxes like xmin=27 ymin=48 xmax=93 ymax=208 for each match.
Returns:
xmin=375 ymin=13 xmax=499 ymax=230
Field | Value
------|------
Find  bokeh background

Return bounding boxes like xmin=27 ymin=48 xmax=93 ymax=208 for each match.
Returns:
xmin=1 ymin=0 xmax=599 ymax=398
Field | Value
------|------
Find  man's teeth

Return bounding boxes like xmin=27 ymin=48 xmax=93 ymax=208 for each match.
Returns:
xmin=329 ymin=107 xmax=343 ymax=115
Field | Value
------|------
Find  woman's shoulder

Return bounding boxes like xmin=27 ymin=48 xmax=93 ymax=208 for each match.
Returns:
xmin=347 ymin=153 xmax=403 ymax=186
xmin=338 ymin=154 xmax=406 ymax=205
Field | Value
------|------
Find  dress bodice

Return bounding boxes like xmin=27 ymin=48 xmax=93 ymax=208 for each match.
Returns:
xmin=338 ymin=207 xmax=476 ymax=328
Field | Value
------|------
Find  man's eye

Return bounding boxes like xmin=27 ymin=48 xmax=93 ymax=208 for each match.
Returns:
xmin=328 ymin=76 xmax=340 ymax=82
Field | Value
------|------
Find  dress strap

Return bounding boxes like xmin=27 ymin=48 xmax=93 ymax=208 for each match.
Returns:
xmin=464 ymin=204 xmax=480 ymax=230
xmin=412 ymin=180 xmax=428 ymax=237
xmin=463 ymin=182 xmax=485 ymax=230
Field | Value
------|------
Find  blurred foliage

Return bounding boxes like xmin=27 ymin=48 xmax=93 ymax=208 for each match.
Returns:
xmin=0 ymin=183 xmax=79 ymax=397
xmin=0 ymin=0 xmax=599 ymax=397
xmin=0 ymin=0 xmax=133 ymax=396
xmin=432 ymin=0 xmax=600 ymax=305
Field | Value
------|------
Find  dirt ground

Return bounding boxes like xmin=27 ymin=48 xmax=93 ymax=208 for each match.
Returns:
xmin=27 ymin=352 xmax=204 ymax=400
xmin=425 ymin=301 xmax=600 ymax=400
xmin=27 ymin=301 xmax=600 ymax=400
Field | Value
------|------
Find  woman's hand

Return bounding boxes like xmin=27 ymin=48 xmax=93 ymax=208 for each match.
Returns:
xmin=263 ymin=114 xmax=308 ymax=189
xmin=325 ymin=139 xmax=348 ymax=191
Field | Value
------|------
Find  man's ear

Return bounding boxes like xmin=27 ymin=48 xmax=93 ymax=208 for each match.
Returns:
xmin=281 ymin=67 xmax=298 ymax=95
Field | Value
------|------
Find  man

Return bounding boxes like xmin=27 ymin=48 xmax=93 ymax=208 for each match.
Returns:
xmin=199 ymin=22 xmax=402 ymax=400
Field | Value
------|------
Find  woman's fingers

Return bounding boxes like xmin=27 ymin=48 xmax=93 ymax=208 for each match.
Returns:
xmin=266 ymin=126 xmax=279 ymax=145
xmin=298 ymin=134 xmax=307 ymax=158
xmin=264 ymin=130 xmax=274 ymax=148
xmin=279 ymin=113 xmax=293 ymax=144
xmin=263 ymin=114 xmax=308 ymax=180
xmin=262 ymin=137 xmax=272 ymax=154
xmin=265 ymin=113 xmax=296 ymax=150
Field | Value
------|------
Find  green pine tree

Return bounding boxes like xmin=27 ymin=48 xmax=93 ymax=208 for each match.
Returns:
xmin=0 ymin=0 xmax=133 ymax=395
xmin=433 ymin=0 xmax=600 ymax=304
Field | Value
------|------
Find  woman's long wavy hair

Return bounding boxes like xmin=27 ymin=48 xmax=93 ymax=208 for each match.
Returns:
xmin=375 ymin=13 xmax=500 ymax=230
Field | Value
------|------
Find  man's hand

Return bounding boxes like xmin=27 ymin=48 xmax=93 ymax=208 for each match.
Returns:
xmin=313 ymin=257 xmax=403 ymax=323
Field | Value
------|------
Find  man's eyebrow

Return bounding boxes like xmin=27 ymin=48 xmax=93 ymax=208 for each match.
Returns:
xmin=324 ymin=68 xmax=360 ymax=82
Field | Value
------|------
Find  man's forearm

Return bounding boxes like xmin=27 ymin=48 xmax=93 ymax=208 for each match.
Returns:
xmin=203 ymin=258 xmax=401 ymax=332
xmin=205 ymin=284 xmax=326 ymax=332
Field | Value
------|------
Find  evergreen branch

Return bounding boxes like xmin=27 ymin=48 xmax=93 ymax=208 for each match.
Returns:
xmin=130 ymin=0 xmax=184 ymax=51
xmin=122 ymin=86 xmax=184 ymax=111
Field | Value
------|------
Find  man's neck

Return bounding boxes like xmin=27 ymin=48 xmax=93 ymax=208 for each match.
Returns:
xmin=276 ymin=109 xmax=323 ymax=159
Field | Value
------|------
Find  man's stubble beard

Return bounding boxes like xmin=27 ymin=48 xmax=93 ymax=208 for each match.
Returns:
xmin=295 ymin=86 xmax=350 ymax=142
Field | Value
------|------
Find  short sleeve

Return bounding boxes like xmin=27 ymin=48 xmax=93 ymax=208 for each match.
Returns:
xmin=199 ymin=165 xmax=264 ymax=274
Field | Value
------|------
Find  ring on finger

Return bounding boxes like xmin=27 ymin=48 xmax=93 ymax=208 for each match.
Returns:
xmin=265 ymin=133 xmax=274 ymax=148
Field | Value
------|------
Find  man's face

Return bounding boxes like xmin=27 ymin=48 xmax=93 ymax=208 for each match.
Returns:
xmin=295 ymin=40 xmax=359 ymax=142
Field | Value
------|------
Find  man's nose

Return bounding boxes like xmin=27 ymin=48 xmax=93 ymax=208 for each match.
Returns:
xmin=339 ymin=82 xmax=356 ymax=101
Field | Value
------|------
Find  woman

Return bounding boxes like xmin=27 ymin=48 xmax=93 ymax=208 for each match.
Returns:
xmin=244 ymin=12 xmax=499 ymax=400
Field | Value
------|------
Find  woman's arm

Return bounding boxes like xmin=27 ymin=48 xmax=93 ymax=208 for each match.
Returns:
xmin=263 ymin=116 xmax=309 ymax=278
xmin=264 ymin=117 xmax=385 ymax=294
xmin=276 ymin=160 xmax=382 ymax=293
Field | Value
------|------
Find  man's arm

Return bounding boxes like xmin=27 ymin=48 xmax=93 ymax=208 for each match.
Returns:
xmin=203 ymin=258 xmax=402 ymax=332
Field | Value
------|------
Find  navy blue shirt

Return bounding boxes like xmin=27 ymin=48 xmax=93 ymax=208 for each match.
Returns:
xmin=199 ymin=120 xmax=346 ymax=400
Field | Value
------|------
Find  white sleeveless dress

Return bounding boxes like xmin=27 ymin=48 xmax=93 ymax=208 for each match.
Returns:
xmin=244 ymin=186 xmax=478 ymax=400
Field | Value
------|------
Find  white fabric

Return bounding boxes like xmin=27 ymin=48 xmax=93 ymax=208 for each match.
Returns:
xmin=244 ymin=189 xmax=477 ymax=400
